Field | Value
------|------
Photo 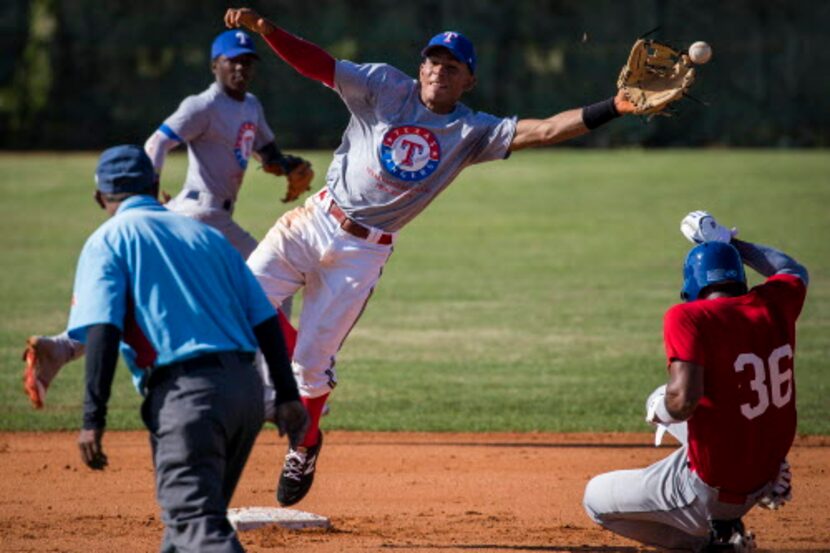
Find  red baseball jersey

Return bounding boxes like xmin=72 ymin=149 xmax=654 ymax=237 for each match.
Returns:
xmin=663 ymin=274 xmax=807 ymax=495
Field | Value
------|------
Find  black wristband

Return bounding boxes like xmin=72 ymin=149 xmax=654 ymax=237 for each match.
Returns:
xmin=257 ymin=142 xmax=285 ymax=167
xmin=582 ymin=97 xmax=620 ymax=130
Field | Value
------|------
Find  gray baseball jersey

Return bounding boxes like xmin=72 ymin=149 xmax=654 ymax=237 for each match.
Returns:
xmin=327 ymin=61 xmax=517 ymax=231
xmin=161 ymin=82 xmax=275 ymax=202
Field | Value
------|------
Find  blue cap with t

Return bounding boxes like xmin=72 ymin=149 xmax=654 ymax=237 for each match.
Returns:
xmin=95 ymin=145 xmax=156 ymax=194
xmin=421 ymin=31 xmax=476 ymax=74
xmin=211 ymin=29 xmax=258 ymax=60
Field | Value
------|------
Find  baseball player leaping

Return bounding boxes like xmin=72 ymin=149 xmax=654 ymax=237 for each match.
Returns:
xmin=223 ymin=7 xmax=638 ymax=507
xmin=583 ymin=211 xmax=809 ymax=552
xmin=22 ymin=29 xmax=309 ymax=408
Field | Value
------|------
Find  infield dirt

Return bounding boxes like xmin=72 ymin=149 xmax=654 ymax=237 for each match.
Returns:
xmin=1 ymin=431 xmax=828 ymax=552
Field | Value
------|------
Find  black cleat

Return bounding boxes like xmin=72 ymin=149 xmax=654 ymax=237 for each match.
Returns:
xmin=277 ymin=431 xmax=323 ymax=506
xmin=705 ymin=519 xmax=756 ymax=552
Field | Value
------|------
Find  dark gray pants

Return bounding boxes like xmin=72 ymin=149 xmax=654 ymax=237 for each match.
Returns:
xmin=141 ymin=352 xmax=264 ymax=553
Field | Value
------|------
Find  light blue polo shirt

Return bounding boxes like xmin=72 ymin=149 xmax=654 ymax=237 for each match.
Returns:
xmin=67 ymin=195 xmax=276 ymax=383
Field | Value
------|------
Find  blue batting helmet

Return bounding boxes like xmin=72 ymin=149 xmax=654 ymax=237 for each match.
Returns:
xmin=681 ymin=242 xmax=747 ymax=301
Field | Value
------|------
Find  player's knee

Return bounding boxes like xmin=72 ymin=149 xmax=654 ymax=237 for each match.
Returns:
xmin=583 ymin=473 xmax=613 ymax=525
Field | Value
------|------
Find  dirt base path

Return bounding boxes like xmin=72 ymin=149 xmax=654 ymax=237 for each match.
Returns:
xmin=1 ymin=431 xmax=828 ymax=552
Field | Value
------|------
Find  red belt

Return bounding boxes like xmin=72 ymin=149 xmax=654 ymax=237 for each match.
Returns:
xmin=318 ymin=190 xmax=394 ymax=245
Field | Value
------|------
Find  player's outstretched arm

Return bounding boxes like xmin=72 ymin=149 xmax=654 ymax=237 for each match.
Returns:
xmin=225 ymin=7 xmax=335 ymax=87
xmin=678 ymin=211 xmax=809 ymax=287
xmin=509 ymin=89 xmax=635 ymax=151
xmin=732 ymin=239 xmax=809 ymax=286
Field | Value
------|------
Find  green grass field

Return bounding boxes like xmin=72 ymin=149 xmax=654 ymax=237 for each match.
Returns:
xmin=1 ymin=150 xmax=828 ymax=433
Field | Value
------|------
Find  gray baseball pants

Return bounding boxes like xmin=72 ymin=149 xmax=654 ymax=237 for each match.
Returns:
xmin=141 ymin=352 xmax=264 ymax=553
xmin=583 ymin=446 xmax=771 ymax=551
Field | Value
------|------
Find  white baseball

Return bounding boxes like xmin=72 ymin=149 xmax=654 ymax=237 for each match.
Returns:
xmin=688 ymin=41 xmax=712 ymax=64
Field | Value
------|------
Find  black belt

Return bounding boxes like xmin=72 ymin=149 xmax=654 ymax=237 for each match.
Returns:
xmin=146 ymin=351 xmax=255 ymax=389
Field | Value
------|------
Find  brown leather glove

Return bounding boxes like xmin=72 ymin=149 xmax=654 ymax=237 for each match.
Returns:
xmin=263 ymin=155 xmax=314 ymax=203
xmin=617 ymin=39 xmax=696 ymax=116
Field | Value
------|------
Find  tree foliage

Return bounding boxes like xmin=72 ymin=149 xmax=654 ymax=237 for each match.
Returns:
xmin=2 ymin=0 xmax=829 ymax=149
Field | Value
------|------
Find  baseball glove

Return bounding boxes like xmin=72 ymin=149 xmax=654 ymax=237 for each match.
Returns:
xmin=21 ymin=336 xmax=64 ymax=409
xmin=263 ymin=155 xmax=314 ymax=203
xmin=617 ymin=39 xmax=695 ymax=116
xmin=680 ymin=210 xmax=737 ymax=244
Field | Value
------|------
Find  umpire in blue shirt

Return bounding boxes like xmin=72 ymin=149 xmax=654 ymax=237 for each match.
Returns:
xmin=67 ymin=145 xmax=307 ymax=552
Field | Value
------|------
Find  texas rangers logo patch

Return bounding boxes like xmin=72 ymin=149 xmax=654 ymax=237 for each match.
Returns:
xmin=234 ymin=121 xmax=257 ymax=169
xmin=379 ymin=126 xmax=441 ymax=181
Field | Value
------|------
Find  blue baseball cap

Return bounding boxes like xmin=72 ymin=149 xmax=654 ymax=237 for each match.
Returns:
xmin=211 ymin=29 xmax=259 ymax=60
xmin=95 ymin=145 xmax=156 ymax=194
xmin=421 ymin=31 xmax=476 ymax=74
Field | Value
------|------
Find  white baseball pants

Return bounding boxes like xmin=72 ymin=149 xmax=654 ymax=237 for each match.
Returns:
xmin=246 ymin=192 xmax=395 ymax=398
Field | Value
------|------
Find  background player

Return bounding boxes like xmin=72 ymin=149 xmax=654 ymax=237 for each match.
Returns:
xmin=22 ymin=29 xmax=309 ymax=407
xmin=224 ymin=7 xmax=637 ymax=506
xmin=68 ymin=144 xmax=307 ymax=551
xmin=146 ymin=29 xmax=312 ymax=262
xmin=583 ymin=211 xmax=809 ymax=551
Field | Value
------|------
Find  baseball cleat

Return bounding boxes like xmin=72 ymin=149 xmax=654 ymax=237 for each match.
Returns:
xmin=705 ymin=519 xmax=756 ymax=552
xmin=21 ymin=335 xmax=79 ymax=409
xmin=729 ymin=530 xmax=756 ymax=553
xmin=277 ymin=431 xmax=323 ymax=506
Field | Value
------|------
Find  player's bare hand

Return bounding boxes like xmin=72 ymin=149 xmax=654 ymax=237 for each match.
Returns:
xmin=77 ymin=428 xmax=108 ymax=470
xmin=614 ymin=89 xmax=636 ymax=115
xmin=275 ymin=400 xmax=309 ymax=449
xmin=224 ymin=8 xmax=274 ymax=35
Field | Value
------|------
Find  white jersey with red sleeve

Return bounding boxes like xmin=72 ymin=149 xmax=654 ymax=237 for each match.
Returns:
xmin=325 ymin=61 xmax=517 ymax=232
xmin=663 ymin=273 xmax=807 ymax=494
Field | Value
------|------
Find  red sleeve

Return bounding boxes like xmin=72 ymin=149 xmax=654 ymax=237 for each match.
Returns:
xmin=754 ymin=274 xmax=807 ymax=324
xmin=277 ymin=309 xmax=297 ymax=359
xmin=663 ymin=304 xmax=706 ymax=367
xmin=262 ymin=27 xmax=336 ymax=88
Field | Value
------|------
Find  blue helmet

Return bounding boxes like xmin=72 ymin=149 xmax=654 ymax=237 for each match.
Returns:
xmin=681 ymin=242 xmax=747 ymax=301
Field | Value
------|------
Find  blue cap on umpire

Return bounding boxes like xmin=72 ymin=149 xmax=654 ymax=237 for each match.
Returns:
xmin=421 ymin=31 xmax=477 ymax=74
xmin=211 ymin=29 xmax=259 ymax=60
xmin=95 ymin=145 xmax=156 ymax=194
xmin=681 ymin=241 xmax=747 ymax=301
